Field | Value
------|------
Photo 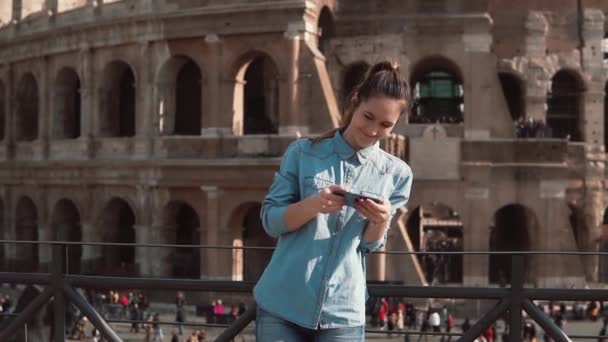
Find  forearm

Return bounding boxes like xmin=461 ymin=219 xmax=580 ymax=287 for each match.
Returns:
xmin=283 ymin=196 xmax=322 ymax=231
xmin=363 ymin=220 xmax=388 ymax=243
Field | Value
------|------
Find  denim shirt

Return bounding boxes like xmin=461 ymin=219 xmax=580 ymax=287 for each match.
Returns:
xmin=254 ymin=130 xmax=413 ymax=330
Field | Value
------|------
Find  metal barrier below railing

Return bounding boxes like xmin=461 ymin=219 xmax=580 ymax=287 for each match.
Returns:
xmin=0 ymin=240 xmax=606 ymax=341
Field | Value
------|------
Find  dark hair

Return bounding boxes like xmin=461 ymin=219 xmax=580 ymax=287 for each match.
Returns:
xmin=312 ymin=60 xmax=412 ymax=143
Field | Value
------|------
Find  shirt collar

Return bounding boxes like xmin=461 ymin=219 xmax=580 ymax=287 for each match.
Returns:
xmin=332 ymin=129 xmax=379 ymax=164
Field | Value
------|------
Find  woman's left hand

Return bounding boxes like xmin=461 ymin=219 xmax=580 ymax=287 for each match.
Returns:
xmin=354 ymin=198 xmax=391 ymax=225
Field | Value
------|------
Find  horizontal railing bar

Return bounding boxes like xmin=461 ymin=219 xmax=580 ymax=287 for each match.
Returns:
xmin=1 ymin=240 xmax=608 ymax=255
xmin=0 ymin=272 xmax=50 ymax=284
xmin=525 ymin=288 xmax=608 ymax=301
xmin=365 ymin=329 xmax=462 ymax=336
xmin=68 ymin=275 xmax=256 ymax=292
xmin=368 ymin=285 xmax=508 ymax=299
xmin=104 ymin=319 xmax=231 ymax=329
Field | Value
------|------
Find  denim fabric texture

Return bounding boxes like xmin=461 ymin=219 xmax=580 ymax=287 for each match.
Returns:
xmin=254 ymin=130 xmax=413 ymax=330
xmin=256 ymin=306 xmax=365 ymax=341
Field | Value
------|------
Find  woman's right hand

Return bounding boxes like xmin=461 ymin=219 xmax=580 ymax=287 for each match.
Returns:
xmin=317 ymin=185 xmax=346 ymax=214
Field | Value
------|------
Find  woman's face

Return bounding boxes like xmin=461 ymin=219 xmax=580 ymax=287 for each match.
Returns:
xmin=342 ymin=96 xmax=405 ymax=150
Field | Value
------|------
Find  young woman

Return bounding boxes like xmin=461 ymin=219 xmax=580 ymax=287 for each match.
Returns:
xmin=254 ymin=60 xmax=414 ymax=341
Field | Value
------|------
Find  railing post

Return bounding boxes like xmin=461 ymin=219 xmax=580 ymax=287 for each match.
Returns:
xmin=51 ymin=244 xmax=66 ymax=342
xmin=509 ymin=254 xmax=524 ymax=342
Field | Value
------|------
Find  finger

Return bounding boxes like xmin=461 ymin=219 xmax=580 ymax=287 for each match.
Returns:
xmin=328 ymin=184 xmax=346 ymax=193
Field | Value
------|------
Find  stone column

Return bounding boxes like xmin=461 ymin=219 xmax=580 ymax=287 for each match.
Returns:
xmin=201 ymin=185 xmax=229 ymax=279
xmin=538 ymin=180 xmax=587 ymax=287
xmin=135 ymin=41 xmax=154 ymax=158
xmin=524 ymin=11 xmax=548 ymax=59
xmin=38 ymin=223 xmax=53 ymax=272
xmin=582 ymin=9 xmax=606 ymax=148
xmin=80 ymin=223 xmax=103 ymax=275
xmin=524 ymin=12 xmax=549 ymax=123
xmin=12 ymin=0 xmax=21 ymax=21
xmin=200 ymin=34 xmax=230 ymax=136
xmin=39 ymin=56 xmax=50 ymax=160
xmin=132 ymin=224 xmax=149 ymax=276
xmin=462 ymin=167 xmax=492 ymax=286
xmin=79 ymin=46 xmax=96 ymax=158
xmin=280 ymin=23 xmax=304 ymax=135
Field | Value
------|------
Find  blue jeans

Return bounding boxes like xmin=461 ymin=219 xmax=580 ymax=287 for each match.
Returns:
xmin=256 ymin=307 xmax=365 ymax=342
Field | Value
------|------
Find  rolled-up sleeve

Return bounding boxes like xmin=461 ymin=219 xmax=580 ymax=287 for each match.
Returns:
xmin=359 ymin=165 xmax=413 ymax=253
xmin=260 ymin=141 xmax=302 ymax=238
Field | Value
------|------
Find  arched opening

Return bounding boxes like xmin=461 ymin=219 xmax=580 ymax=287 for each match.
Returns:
xmin=53 ymin=68 xmax=81 ymax=139
xmin=175 ymin=61 xmax=202 ymax=135
xmin=100 ymin=61 xmax=136 ymax=137
xmin=604 ymin=81 xmax=608 ymax=152
xmin=51 ymin=199 xmax=82 ymax=273
xmin=546 ymin=70 xmax=584 ymax=141
xmin=228 ymin=203 xmax=275 ymax=281
xmin=341 ymin=61 xmax=370 ymax=113
xmin=98 ymin=198 xmax=136 ymax=275
xmin=0 ymin=1 xmax=11 ymax=28
xmin=498 ymin=72 xmax=525 ymax=121
xmin=0 ymin=80 xmax=5 ymax=141
xmin=234 ymin=54 xmax=279 ymax=135
xmin=600 ymin=208 xmax=608 ymax=282
xmin=16 ymin=73 xmax=39 ymax=142
xmin=410 ymin=57 xmax=464 ymax=124
xmin=406 ymin=203 xmax=463 ymax=284
xmin=15 ymin=197 xmax=38 ymax=272
xmin=157 ymin=57 xmax=202 ymax=136
xmin=489 ymin=204 xmax=536 ymax=284
xmin=163 ymin=201 xmax=201 ymax=279
xmin=317 ymin=7 xmax=335 ymax=55
xmin=603 ymin=33 xmax=608 ymax=64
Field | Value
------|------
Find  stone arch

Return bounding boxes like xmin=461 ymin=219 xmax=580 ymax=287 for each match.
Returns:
xmin=99 ymin=60 xmax=136 ymax=137
xmin=162 ymin=200 xmax=201 ymax=279
xmin=605 ymin=81 xmax=608 ymax=152
xmin=341 ymin=61 xmax=370 ymax=113
xmin=156 ymin=56 xmax=202 ymax=136
xmin=409 ymin=56 xmax=464 ymax=124
xmin=232 ymin=52 xmax=280 ymax=135
xmin=498 ymin=72 xmax=526 ymax=121
xmin=317 ymin=6 xmax=335 ymax=55
xmin=227 ymin=202 xmax=275 ymax=281
xmin=15 ymin=196 xmax=38 ymax=272
xmin=546 ymin=69 xmax=585 ymax=141
xmin=51 ymin=198 xmax=82 ymax=273
xmin=489 ymin=204 xmax=538 ymax=284
xmin=16 ymin=72 xmax=39 ymax=142
xmin=53 ymin=67 xmax=81 ymax=139
xmin=405 ymin=202 xmax=463 ymax=284
xmin=0 ymin=79 xmax=5 ymax=141
xmin=97 ymin=197 xmax=136 ymax=275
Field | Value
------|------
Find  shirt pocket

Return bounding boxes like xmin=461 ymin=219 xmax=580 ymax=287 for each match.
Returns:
xmin=302 ymin=176 xmax=333 ymax=198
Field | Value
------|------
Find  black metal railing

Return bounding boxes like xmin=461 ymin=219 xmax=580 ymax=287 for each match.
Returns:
xmin=0 ymin=241 xmax=606 ymax=341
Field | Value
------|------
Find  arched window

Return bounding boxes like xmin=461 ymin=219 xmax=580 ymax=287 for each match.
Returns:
xmin=498 ymin=72 xmax=525 ymax=121
xmin=16 ymin=73 xmax=39 ymax=141
xmin=234 ymin=54 xmax=279 ymax=135
xmin=98 ymin=198 xmax=136 ymax=276
xmin=317 ymin=7 xmax=335 ymax=55
xmin=157 ymin=56 xmax=202 ymax=136
xmin=51 ymin=199 xmax=82 ymax=273
xmin=100 ymin=61 xmax=136 ymax=137
xmin=406 ymin=203 xmax=463 ymax=284
xmin=53 ymin=68 xmax=81 ymax=139
xmin=163 ymin=201 xmax=200 ymax=279
xmin=341 ymin=61 xmax=370 ymax=112
xmin=410 ymin=58 xmax=464 ymax=124
xmin=0 ymin=80 xmax=5 ymax=141
xmin=546 ymin=70 xmax=584 ymax=141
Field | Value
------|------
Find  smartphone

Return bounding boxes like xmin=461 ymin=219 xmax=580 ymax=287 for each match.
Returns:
xmin=332 ymin=189 xmax=382 ymax=206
